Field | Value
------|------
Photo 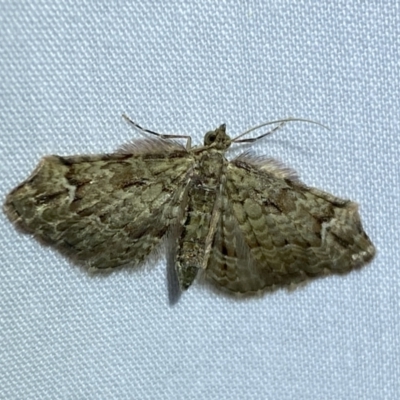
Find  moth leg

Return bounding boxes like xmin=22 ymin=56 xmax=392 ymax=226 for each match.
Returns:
xmin=233 ymin=121 xmax=287 ymax=144
xmin=122 ymin=114 xmax=192 ymax=149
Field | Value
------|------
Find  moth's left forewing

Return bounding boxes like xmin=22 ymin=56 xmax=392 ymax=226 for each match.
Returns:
xmin=206 ymin=154 xmax=375 ymax=294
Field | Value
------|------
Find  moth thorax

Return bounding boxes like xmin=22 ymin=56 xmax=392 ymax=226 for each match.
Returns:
xmin=198 ymin=152 xmax=225 ymax=180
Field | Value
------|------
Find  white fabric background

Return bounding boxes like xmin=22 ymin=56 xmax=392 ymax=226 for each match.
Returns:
xmin=1 ymin=2 xmax=399 ymax=399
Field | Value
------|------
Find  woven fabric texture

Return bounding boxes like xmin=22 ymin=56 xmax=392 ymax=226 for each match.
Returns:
xmin=1 ymin=2 xmax=399 ymax=399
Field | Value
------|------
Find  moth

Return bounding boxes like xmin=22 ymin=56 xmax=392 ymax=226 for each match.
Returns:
xmin=4 ymin=116 xmax=375 ymax=294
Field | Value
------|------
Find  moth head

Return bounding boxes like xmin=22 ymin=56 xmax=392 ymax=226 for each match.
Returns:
xmin=204 ymin=124 xmax=232 ymax=150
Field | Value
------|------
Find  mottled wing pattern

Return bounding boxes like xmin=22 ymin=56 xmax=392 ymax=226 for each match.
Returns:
xmin=206 ymin=192 xmax=262 ymax=293
xmin=4 ymin=138 xmax=193 ymax=270
xmin=206 ymin=155 xmax=375 ymax=293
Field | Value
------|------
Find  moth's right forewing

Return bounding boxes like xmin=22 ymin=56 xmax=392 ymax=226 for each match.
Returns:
xmin=4 ymin=141 xmax=194 ymax=270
